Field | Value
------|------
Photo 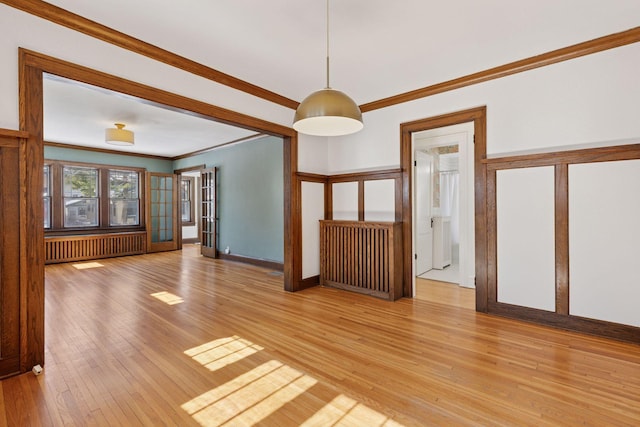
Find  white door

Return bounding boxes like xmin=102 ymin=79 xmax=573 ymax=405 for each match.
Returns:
xmin=415 ymin=151 xmax=433 ymax=275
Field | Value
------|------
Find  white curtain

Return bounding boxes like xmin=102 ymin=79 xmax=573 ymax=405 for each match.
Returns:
xmin=440 ymin=171 xmax=459 ymax=246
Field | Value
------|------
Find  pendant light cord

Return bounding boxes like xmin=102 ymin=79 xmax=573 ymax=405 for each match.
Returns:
xmin=326 ymin=0 xmax=331 ymax=89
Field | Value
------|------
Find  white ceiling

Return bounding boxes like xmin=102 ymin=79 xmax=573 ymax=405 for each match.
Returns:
xmin=44 ymin=75 xmax=260 ymax=157
xmin=40 ymin=0 xmax=640 ymax=157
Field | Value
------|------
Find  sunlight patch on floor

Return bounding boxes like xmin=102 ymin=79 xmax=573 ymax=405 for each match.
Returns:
xmin=72 ymin=261 xmax=104 ymax=270
xmin=182 ymin=336 xmax=405 ymax=426
xmin=182 ymin=360 xmax=317 ymax=426
xmin=184 ymin=336 xmax=264 ymax=372
xmin=150 ymin=291 xmax=184 ymax=305
xmin=301 ymin=394 xmax=404 ymax=426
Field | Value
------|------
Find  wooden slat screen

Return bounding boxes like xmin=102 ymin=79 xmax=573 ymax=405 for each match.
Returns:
xmin=45 ymin=232 xmax=147 ymax=264
xmin=320 ymin=220 xmax=402 ymax=301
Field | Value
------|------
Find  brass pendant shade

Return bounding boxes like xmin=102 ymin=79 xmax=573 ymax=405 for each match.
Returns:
xmin=292 ymin=0 xmax=363 ymax=137
xmin=105 ymin=123 xmax=134 ymax=146
xmin=293 ymin=88 xmax=363 ymax=136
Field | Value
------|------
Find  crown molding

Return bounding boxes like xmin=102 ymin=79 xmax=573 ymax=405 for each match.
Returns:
xmin=360 ymin=26 xmax=640 ymax=112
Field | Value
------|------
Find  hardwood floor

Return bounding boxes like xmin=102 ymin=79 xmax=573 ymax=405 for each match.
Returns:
xmin=415 ymin=278 xmax=475 ymax=309
xmin=2 ymin=245 xmax=639 ymax=426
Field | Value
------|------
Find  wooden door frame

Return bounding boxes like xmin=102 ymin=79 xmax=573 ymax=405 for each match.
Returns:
xmin=19 ymin=49 xmax=303 ymax=372
xmin=400 ymin=107 xmax=487 ymax=310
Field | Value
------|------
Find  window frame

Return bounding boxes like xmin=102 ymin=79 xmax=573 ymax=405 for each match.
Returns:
xmin=181 ymin=176 xmax=196 ymax=226
xmin=109 ymin=168 xmax=141 ymax=227
xmin=45 ymin=159 xmax=146 ymax=235
xmin=43 ymin=164 xmax=51 ymax=229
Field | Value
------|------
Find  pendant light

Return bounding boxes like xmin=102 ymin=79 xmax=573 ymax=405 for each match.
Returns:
xmin=105 ymin=123 xmax=134 ymax=146
xmin=293 ymin=0 xmax=363 ymax=136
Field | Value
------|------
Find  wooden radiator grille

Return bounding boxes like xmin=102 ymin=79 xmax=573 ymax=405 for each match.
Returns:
xmin=45 ymin=232 xmax=147 ymax=264
xmin=320 ymin=220 xmax=402 ymax=301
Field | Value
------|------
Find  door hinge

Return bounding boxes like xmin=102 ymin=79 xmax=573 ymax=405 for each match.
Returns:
xmin=414 ymin=254 xmax=417 ymax=260
xmin=414 ymin=160 xmax=417 ymax=166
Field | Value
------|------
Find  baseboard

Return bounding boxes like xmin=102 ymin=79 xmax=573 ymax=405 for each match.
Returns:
xmin=218 ymin=252 xmax=284 ymax=271
xmin=298 ymin=275 xmax=320 ymax=290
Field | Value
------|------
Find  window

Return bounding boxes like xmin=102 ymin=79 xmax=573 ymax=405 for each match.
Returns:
xmin=44 ymin=165 xmax=51 ymax=228
xmin=109 ymin=169 xmax=140 ymax=226
xmin=45 ymin=160 xmax=145 ymax=233
xmin=63 ymin=166 xmax=99 ymax=227
xmin=181 ymin=177 xmax=195 ymax=226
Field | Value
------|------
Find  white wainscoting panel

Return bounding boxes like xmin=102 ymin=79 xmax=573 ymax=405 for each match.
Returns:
xmin=332 ymin=182 xmax=359 ymax=221
xmin=364 ymin=179 xmax=395 ymax=222
xmin=496 ymin=166 xmax=556 ymax=311
xmin=301 ymin=181 xmax=325 ymax=279
xmin=569 ymin=159 xmax=640 ymax=327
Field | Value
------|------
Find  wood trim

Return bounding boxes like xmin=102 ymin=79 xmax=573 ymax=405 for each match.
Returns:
xmin=44 ymin=140 xmax=170 ymax=160
xmin=174 ymin=164 xmax=206 ymax=174
xmin=2 ymin=0 xmax=298 ymax=110
xmin=284 ymin=135 xmax=300 ymax=291
xmin=20 ymin=49 xmax=295 ymax=138
xmin=18 ymin=57 xmax=45 ymax=372
xmin=325 ymin=179 xmax=333 ymax=220
xmin=218 ymin=252 xmax=284 ymax=272
xmin=487 ymin=302 xmax=640 ymax=344
xmin=295 ymin=172 xmax=328 ymax=183
xmin=361 ymin=27 xmax=640 ymax=112
xmin=400 ymin=107 xmax=487 ymax=303
xmin=298 ymin=275 xmax=320 ymax=290
xmin=555 ymin=164 xmax=569 ymax=315
xmin=485 ymin=143 xmax=640 ymax=168
xmin=357 ymin=180 xmax=365 ymax=221
xmin=327 ymin=168 xmax=402 ymax=183
xmin=486 ymin=169 xmax=498 ymax=305
xmin=0 ymin=129 xmax=29 ymax=139
xmin=172 ymin=134 xmax=266 ymax=161
xmin=181 ymin=237 xmax=199 ymax=244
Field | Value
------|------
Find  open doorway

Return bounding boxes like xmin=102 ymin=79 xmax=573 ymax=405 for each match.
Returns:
xmin=412 ymin=122 xmax=475 ymax=305
xmin=400 ymin=107 xmax=488 ymax=311
xmin=413 ymin=122 xmax=474 ymax=285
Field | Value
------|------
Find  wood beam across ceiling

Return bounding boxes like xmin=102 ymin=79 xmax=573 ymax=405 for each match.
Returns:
xmin=1 ymin=0 xmax=299 ymax=110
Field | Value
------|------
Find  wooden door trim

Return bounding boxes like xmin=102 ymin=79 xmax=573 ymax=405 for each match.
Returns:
xmin=400 ymin=107 xmax=487 ymax=309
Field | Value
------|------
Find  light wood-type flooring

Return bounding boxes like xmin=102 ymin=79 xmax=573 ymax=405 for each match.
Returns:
xmin=1 ymin=245 xmax=639 ymax=426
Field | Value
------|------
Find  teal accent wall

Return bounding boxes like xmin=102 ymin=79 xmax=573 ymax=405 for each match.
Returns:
xmin=174 ymin=136 xmax=284 ymax=263
xmin=45 ymin=146 xmax=173 ymax=173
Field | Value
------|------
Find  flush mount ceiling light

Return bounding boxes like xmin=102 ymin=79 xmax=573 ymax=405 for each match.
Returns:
xmin=105 ymin=123 xmax=134 ymax=146
xmin=293 ymin=0 xmax=363 ymax=137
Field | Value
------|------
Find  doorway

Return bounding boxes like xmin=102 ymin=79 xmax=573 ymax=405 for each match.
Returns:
xmin=18 ymin=49 xmax=299 ymax=372
xmin=413 ymin=122 xmax=474 ymax=289
xmin=400 ymin=107 xmax=488 ymax=311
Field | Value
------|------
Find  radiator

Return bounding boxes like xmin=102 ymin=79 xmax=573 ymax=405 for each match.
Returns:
xmin=45 ymin=232 xmax=147 ymax=264
xmin=320 ymin=220 xmax=403 ymax=301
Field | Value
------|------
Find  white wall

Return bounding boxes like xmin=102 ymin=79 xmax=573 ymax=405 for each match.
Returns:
xmin=324 ymin=43 xmax=640 ymax=173
xmin=0 ymin=4 xmax=293 ymax=132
